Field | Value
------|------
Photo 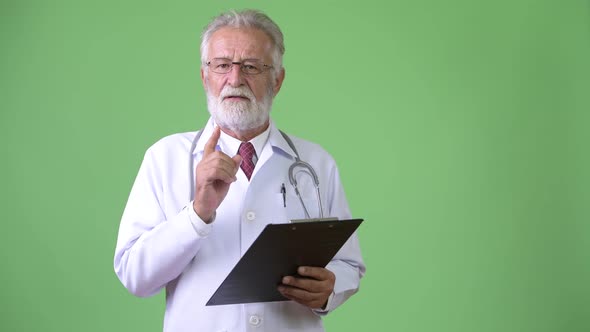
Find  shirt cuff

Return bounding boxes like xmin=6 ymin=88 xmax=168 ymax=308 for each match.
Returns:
xmin=312 ymin=291 xmax=335 ymax=316
xmin=186 ymin=201 xmax=214 ymax=237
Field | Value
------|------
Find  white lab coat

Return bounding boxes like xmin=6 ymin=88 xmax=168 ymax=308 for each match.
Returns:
xmin=114 ymin=118 xmax=365 ymax=332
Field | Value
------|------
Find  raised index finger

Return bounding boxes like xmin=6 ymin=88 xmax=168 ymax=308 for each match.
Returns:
xmin=204 ymin=126 xmax=221 ymax=156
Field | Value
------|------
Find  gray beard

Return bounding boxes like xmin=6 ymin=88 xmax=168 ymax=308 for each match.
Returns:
xmin=206 ymin=86 xmax=273 ymax=133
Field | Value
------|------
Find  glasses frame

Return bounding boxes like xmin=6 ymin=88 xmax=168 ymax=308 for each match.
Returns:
xmin=206 ymin=59 xmax=274 ymax=75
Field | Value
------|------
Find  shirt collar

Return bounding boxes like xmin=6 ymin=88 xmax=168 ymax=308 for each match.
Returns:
xmin=218 ymin=123 xmax=270 ymax=162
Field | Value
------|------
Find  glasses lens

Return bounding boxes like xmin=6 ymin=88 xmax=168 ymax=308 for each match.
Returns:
xmin=208 ymin=59 xmax=268 ymax=75
xmin=241 ymin=61 xmax=262 ymax=75
xmin=209 ymin=59 xmax=232 ymax=74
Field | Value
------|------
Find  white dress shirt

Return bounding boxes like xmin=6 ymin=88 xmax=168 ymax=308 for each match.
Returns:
xmin=217 ymin=123 xmax=270 ymax=165
xmin=114 ymin=118 xmax=365 ymax=332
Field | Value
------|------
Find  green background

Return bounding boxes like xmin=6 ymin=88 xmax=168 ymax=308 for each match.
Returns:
xmin=1 ymin=0 xmax=589 ymax=331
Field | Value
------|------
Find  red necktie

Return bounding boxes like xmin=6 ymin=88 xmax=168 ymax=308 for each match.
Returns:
xmin=238 ymin=142 xmax=256 ymax=180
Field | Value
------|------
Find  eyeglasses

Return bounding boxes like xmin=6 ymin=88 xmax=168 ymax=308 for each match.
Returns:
xmin=206 ymin=58 xmax=274 ymax=75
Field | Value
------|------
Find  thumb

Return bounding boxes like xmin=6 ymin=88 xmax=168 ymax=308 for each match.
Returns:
xmin=232 ymin=154 xmax=242 ymax=169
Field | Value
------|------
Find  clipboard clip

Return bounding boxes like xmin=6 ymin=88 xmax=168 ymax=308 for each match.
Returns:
xmin=290 ymin=217 xmax=339 ymax=223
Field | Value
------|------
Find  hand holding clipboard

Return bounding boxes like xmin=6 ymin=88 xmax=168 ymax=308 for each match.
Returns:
xmin=206 ymin=218 xmax=363 ymax=306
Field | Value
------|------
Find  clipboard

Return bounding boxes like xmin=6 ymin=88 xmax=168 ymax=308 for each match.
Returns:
xmin=206 ymin=218 xmax=363 ymax=306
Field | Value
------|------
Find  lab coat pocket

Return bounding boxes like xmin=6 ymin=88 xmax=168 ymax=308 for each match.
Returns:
xmin=270 ymin=193 xmax=290 ymax=224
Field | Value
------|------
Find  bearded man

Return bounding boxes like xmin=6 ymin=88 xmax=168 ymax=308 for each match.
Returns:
xmin=114 ymin=9 xmax=365 ymax=332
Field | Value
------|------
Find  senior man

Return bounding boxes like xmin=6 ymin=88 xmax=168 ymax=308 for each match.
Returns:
xmin=114 ymin=9 xmax=365 ymax=332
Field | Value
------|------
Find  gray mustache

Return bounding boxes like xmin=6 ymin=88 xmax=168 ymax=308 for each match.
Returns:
xmin=221 ymin=87 xmax=255 ymax=99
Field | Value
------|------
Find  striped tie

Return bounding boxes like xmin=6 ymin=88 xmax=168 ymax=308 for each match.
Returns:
xmin=238 ymin=142 xmax=256 ymax=180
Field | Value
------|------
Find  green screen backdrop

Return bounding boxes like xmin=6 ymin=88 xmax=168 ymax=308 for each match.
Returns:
xmin=1 ymin=1 xmax=589 ymax=331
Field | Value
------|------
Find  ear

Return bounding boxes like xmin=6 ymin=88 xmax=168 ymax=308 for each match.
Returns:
xmin=272 ymin=68 xmax=285 ymax=97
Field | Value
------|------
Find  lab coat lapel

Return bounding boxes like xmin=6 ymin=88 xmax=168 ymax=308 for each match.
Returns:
xmin=192 ymin=118 xmax=217 ymax=157
xmin=247 ymin=120 xmax=297 ymax=183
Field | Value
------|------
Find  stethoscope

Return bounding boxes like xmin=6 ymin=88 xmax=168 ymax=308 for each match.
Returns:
xmin=188 ymin=127 xmax=325 ymax=219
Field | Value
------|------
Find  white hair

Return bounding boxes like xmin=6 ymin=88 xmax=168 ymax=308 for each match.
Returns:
xmin=200 ymin=9 xmax=285 ymax=76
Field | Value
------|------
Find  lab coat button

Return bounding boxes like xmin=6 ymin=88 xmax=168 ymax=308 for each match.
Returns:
xmin=249 ymin=315 xmax=261 ymax=326
xmin=246 ymin=211 xmax=256 ymax=221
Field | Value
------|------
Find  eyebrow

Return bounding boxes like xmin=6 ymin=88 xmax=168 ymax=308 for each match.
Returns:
xmin=211 ymin=57 xmax=262 ymax=62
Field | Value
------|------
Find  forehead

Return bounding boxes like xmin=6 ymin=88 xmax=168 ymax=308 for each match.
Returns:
xmin=208 ymin=27 xmax=274 ymax=60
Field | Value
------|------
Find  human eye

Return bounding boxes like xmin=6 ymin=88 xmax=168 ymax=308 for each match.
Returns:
xmin=210 ymin=59 xmax=232 ymax=72
xmin=216 ymin=62 xmax=231 ymax=69
xmin=242 ymin=62 xmax=261 ymax=73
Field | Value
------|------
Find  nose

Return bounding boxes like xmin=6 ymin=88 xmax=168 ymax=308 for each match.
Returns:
xmin=226 ymin=63 xmax=245 ymax=87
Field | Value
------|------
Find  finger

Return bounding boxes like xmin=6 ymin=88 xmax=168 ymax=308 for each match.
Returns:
xmin=207 ymin=166 xmax=237 ymax=183
xmin=278 ymin=285 xmax=324 ymax=308
xmin=203 ymin=126 xmax=221 ymax=156
xmin=212 ymin=152 xmax=241 ymax=178
xmin=282 ymin=275 xmax=328 ymax=293
xmin=232 ymin=154 xmax=242 ymax=169
xmin=204 ymin=152 xmax=239 ymax=172
xmin=278 ymin=285 xmax=315 ymax=301
xmin=297 ymin=266 xmax=334 ymax=281
xmin=201 ymin=157 xmax=239 ymax=183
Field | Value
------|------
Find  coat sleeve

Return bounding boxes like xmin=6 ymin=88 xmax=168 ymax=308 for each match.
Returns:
xmin=113 ymin=145 xmax=207 ymax=297
xmin=321 ymin=163 xmax=366 ymax=313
